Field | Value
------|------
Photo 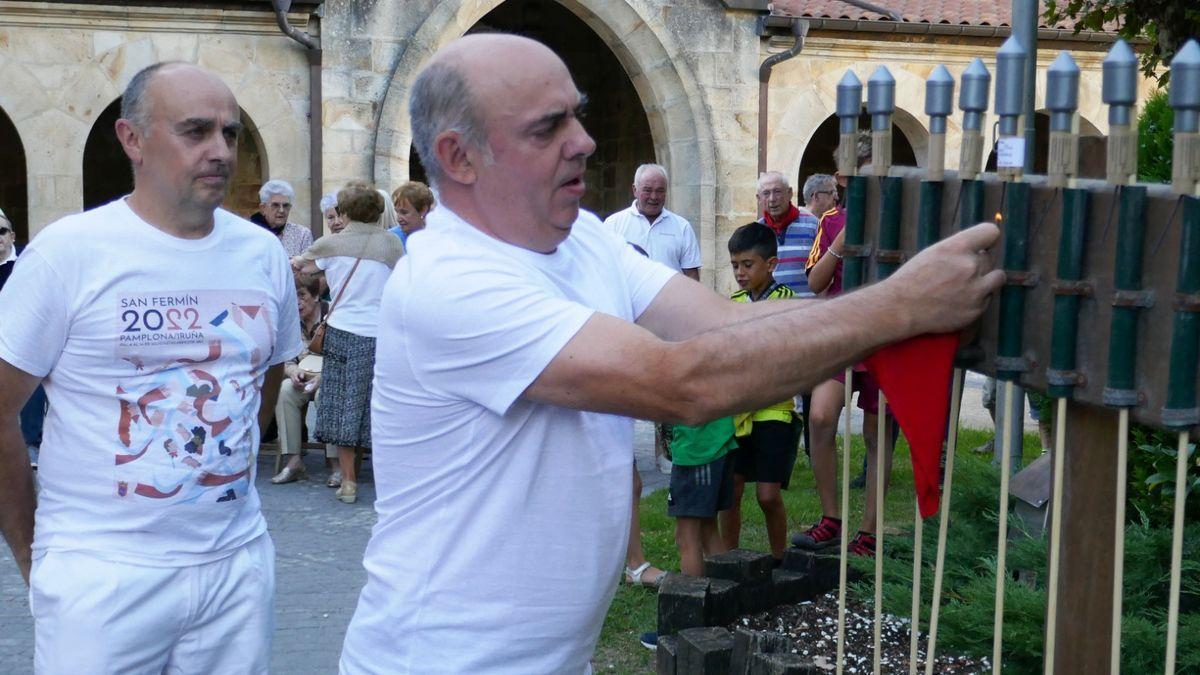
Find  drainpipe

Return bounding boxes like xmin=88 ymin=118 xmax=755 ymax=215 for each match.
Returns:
xmin=758 ymin=19 xmax=808 ymax=175
xmin=270 ymin=0 xmax=323 ymax=240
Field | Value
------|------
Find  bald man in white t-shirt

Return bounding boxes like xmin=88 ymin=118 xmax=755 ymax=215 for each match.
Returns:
xmin=340 ymin=34 xmax=1004 ymax=674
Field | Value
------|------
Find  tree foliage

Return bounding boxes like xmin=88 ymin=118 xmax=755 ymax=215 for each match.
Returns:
xmin=1043 ymin=0 xmax=1200 ymax=82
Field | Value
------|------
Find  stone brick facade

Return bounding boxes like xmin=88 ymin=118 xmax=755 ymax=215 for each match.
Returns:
xmin=0 ymin=0 xmax=1154 ymax=294
xmin=0 ymin=2 xmax=314 ymax=235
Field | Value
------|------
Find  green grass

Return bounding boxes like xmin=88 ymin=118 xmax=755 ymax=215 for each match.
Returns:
xmin=592 ymin=427 xmax=1045 ymax=673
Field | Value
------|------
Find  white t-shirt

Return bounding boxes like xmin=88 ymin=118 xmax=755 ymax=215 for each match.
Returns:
xmin=340 ymin=207 xmax=676 ymax=674
xmin=315 ymin=255 xmax=392 ymax=338
xmin=0 ymin=198 xmax=302 ymax=566
xmin=603 ymin=202 xmax=702 ymax=272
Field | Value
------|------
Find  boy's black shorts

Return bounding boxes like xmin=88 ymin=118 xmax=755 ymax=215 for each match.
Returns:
xmin=667 ymin=454 xmax=735 ymax=518
xmin=732 ymin=419 xmax=799 ymax=488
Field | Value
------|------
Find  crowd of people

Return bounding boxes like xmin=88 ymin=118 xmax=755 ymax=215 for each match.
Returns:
xmin=0 ymin=34 xmax=1004 ymax=674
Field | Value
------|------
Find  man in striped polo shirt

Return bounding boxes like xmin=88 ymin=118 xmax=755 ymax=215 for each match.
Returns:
xmin=756 ymin=171 xmax=818 ymax=297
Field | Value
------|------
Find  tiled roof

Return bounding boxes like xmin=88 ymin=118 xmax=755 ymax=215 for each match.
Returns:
xmin=771 ymin=0 xmax=1088 ymax=30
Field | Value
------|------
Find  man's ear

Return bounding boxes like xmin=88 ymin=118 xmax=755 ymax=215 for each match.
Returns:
xmin=767 ymin=255 xmax=779 ymax=271
xmin=435 ymin=131 xmax=476 ymax=186
xmin=114 ymin=118 xmax=144 ymax=166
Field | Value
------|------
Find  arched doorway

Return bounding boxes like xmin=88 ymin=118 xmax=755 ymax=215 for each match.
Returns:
xmin=82 ymin=100 xmax=131 ymax=211
xmin=434 ymin=0 xmax=656 ymax=219
xmin=82 ymin=99 xmax=268 ymax=216
xmin=0 ymin=106 xmax=28 ymax=242
xmin=984 ymin=112 xmax=1108 ymax=178
xmin=374 ymin=0 xmax=719 ymax=279
xmin=408 ymin=143 xmax=428 ymax=188
xmin=797 ymin=111 xmax=918 ymax=195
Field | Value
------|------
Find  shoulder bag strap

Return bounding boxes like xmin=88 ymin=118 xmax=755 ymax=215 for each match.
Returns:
xmin=324 ymin=258 xmax=362 ymax=318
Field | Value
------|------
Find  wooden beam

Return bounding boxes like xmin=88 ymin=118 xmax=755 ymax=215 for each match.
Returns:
xmin=1050 ymin=401 xmax=1119 ymax=673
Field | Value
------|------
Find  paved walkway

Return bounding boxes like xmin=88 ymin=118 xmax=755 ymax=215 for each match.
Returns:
xmin=0 ymin=373 xmax=1017 ymax=672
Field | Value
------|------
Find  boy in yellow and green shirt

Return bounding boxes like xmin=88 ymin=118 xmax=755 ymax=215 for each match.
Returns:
xmin=718 ymin=223 xmax=800 ymax=564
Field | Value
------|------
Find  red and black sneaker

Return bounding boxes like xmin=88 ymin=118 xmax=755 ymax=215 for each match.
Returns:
xmin=849 ymin=531 xmax=877 ymax=557
xmin=790 ymin=516 xmax=843 ymax=550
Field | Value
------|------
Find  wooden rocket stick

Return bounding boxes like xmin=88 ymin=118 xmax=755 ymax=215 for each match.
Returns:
xmin=924 ymin=368 xmax=964 ymax=675
xmin=1110 ymin=407 xmax=1130 ymax=674
xmin=1043 ymin=398 xmax=1068 ymax=674
xmin=874 ymin=392 xmax=888 ymax=675
xmin=836 ymin=366 xmax=854 ymax=675
xmin=1164 ymin=430 xmax=1191 ymax=674
xmin=992 ymin=380 xmax=1017 ymax=673
xmin=910 ymin=496 xmax=923 ymax=675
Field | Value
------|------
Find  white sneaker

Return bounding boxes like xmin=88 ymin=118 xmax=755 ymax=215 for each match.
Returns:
xmin=656 ymin=455 xmax=672 ymax=474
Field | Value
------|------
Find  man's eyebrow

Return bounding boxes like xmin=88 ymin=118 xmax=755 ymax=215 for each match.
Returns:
xmin=525 ymin=94 xmax=589 ymax=133
xmin=174 ymin=118 xmax=244 ymax=134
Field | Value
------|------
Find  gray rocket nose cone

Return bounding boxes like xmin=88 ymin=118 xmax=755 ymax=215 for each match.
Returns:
xmin=1046 ymin=51 xmax=1080 ymax=112
xmin=994 ymin=36 xmax=1028 ymax=117
xmin=959 ymin=58 xmax=991 ymax=112
xmin=866 ymin=66 xmax=895 ymax=115
xmin=1170 ymin=39 xmax=1200 ymax=132
xmin=925 ymin=65 xmax=955 ymax=117
xmin=836 ymin=70 xmax=863 ymax=118
xmin=1102 ymin=39 xmax=1138 ymax=106
xmin=1169 ymin=39 xmax=1200 ymax=110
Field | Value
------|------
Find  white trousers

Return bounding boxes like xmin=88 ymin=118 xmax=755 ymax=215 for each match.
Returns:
xmin=31 ymin=534 xmax=275 ymax=674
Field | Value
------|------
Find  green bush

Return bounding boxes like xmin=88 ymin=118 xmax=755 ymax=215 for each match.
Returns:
xmin=857 ymin=452 xmax=1200 ymax=673
xmin=1137 ymin=89 xmax=1173 ymax=184
xmin=1128 ymin=423 xmax=1200 ymax=527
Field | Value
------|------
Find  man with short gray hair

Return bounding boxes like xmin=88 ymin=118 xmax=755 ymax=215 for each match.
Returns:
xmin=0 ymin=62 xmax=301 ymax=672
xmin=757 ymin=170 xmax=818 ymax=297
xmin=258 ymin=178 xmax=312 ymax=256
xmin=604 ymin=162 xmax=701 ymax=281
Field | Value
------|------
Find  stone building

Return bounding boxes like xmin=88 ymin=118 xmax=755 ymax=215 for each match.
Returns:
xmin=0 ymin=0 xmax=1155 ymax=292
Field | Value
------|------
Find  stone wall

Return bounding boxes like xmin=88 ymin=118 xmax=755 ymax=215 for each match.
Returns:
xmin=323 ymin=0 xmax=759 ymax=289
xmin=0 ymin=1 xmax=1156 ymax=293
xmin=0 ymin=1 xmax=314 ymax=236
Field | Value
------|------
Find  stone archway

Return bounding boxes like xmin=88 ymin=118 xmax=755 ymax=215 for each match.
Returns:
xmin=0 ymin=106 xmax=29 ymax=242
xmin=773 ymin=64 xmax=931 ymax=192
xmin=455 ymin=0 xmax=655 ymax=218
xmin=372 ymin=0 xmax=719 ymax=277
xmin=795 ymin=110 xmax=920 ymax=194
xmin=81 ymin=98 xmax=268 ymax=216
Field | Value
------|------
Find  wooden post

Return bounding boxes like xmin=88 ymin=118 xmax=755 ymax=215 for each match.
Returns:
xmin=1051 ymin=401 xmax=1119 ymax=673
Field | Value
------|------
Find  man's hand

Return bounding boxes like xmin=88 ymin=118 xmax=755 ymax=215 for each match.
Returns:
xmin=883 ymin=222 xmax=1005 ymax=335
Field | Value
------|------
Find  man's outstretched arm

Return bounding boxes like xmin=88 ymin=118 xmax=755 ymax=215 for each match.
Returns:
xmin=525 ymin=223 xmax=1004 ymax=424
xmin=0 ymin=359 xmax=42 ymax=584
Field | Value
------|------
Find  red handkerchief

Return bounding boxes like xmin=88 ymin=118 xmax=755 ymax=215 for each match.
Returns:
xmin=863 ymin=332 xmax=960 ymax=518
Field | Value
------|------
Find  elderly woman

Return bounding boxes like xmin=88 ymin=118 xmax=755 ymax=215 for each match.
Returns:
xmin=258 ymin=179 xmax=313 ymax=256
xmin=321 ymin=192 xmax=346 ymax=234
xmin=270 ymin=274 xmax=334 ymax=484
xmin=293 ymin=182 xmax=403 ymax=503
xmin=389 ymin=181 xmax=435 ymax=244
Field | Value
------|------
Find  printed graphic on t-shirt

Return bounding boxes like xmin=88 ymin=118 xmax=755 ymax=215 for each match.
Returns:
xmin=112 ymin=290 xmax=275 ymax=504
